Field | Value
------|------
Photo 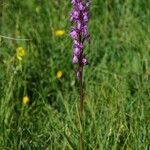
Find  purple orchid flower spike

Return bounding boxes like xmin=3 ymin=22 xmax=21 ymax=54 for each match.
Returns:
xmin=70 ymin=0 xmax=90 ymax=78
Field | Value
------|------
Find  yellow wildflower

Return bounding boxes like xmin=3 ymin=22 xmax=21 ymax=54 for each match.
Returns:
xmin=16 ymin=47 xmax=25 ymax=60
xmin=56 ymin=70 xmax=63 ymax=79
xmin=55 ymin=30 xmax=65 ymax=37
xmin=23 ymin=96 xmax=30 ymax=105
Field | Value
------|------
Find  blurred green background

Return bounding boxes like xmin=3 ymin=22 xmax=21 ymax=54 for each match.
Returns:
xmin=0 ymin=0 xmax=150 ymax=149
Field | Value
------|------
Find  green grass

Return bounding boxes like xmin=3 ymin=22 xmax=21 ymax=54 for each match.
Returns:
xmin=0 ymin=0 xmax=150 ymax=149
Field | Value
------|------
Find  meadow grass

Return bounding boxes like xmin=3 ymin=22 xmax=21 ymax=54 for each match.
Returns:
xmin=0 ymin=0 xmax=150 ymax=149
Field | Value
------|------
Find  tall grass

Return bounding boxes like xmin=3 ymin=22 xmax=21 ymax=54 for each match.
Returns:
xmin=0 ymin=0 xmax=150 ymax=149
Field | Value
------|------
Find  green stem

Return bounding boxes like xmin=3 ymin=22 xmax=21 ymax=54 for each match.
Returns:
xmin=79 ymin=66 xmax=84 ymax=150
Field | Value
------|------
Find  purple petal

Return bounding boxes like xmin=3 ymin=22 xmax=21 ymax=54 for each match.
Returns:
xmin=70 ymin=30 xmax=78 ymax=39
xmin=82 ymin=58 xmax=88 ymax=65
xmin=74 ymin=47 xmax=81 ymax=55
xmin=73 ymin=55 xmax=78 ymax=64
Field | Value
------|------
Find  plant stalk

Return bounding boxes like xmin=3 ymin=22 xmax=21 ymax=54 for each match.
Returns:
xmin=79 ymin=64 xmax=84 ymax=150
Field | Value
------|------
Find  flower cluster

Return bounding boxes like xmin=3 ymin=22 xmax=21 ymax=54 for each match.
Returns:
xmin=55 ymin=30 xmax=65 ymax=37
xmin=16 ymin=47 xmax=25 ymax=60
xmin=23 ymin=95 xmax=30 ymax=105
xmin=70 ymin=0 xmax=90 ymax=70
xmin=56 ymin=70 xmax=63 ymax=79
